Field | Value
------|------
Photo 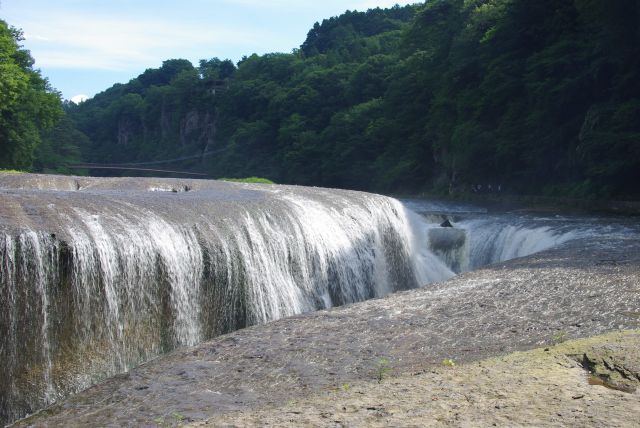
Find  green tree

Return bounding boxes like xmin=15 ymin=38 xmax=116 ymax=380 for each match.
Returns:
xmin=33 ymin=113 xmax=88 ymax=174
xmin=0 ymin=20 xmax=62 ymax=169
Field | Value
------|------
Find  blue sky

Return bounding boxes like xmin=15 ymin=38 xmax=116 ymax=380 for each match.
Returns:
xmin=1 ymin=0 xmax=421 ymax=101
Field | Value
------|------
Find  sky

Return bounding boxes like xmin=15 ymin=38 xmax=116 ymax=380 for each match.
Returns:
xmin=1 ymin=0 xmax=420 ymax=101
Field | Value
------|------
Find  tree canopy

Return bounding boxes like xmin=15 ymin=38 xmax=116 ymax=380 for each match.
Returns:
xmin=65 ymin=2 xmax=640 ymax=199
xmin=0 ymin=20 xmax=64 ymax=169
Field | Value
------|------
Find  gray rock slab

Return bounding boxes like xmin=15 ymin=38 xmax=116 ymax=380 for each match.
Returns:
xmin=16 ymin=235 xmax=640 ymax=427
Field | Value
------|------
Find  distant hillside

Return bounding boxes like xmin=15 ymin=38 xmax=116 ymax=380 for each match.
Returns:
xmin=67 ymin=1 xmax=640 ymax=199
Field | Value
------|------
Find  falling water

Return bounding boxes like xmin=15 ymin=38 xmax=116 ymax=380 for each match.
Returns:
xmin=0 ymin=176 xmax=454 ymax=424
xmin=2 ymin=176 xmax=615 ymax=425
xmin=461 ymin=219 xmax=579 ymax=270
xmin=404 ymin=199 xmax=591 ymax=273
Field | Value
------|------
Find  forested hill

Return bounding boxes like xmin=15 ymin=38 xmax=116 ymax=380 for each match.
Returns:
xmin=57 ymin=2 xmax=640 ymax=198
xmin=66 ymin=5 xmax=419 ymax=188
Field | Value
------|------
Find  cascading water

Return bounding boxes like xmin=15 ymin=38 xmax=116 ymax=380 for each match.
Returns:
xmin=0 ymin=175 xmax=454 ymax=425
xmin=415 ymin=216 xmax=580 ymax=273
xmin=403 ymin=199 xmax=610 ymax=274
xmin=2 ymin=176 xmax=618 ymax=426
xmin=460 ymin=218 xmax=579 ymax=271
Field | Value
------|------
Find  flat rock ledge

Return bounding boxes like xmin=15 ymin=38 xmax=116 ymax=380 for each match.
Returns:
xmin=196 ymin=330 xmax=640 ymax=427
xmin=16 ymin=236 xmax=640 ymax=427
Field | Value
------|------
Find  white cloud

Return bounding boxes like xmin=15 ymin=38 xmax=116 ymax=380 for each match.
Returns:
xmin=4 ymin=0 xmax=423 ymax=97
xmin=220 ymin=0 xmax=419 ymax=9
xmin=219 ymin=0 xmax=305 ymax=7
xmin=70 ymin=94 xmax=88 ymax=104
xmin=12 ymin=1 xmax=421 ymax=72
xmin=20 ymin=12 xmax=281 ymax=70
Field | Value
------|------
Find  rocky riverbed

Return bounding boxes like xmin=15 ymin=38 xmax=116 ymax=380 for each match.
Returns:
xmin=194 ymin=330 xmax=640 ymax=427
xmin=15 ymin=235 xmax=640 ymax=427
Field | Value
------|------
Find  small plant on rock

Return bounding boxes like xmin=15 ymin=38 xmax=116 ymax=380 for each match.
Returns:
xmin=374 ymin=357 xmax=392 ymax=383
xmin=552 ymin=330 xmax=568 ymax=345
xmin=442 ymin=358 xmax=456 ymax=367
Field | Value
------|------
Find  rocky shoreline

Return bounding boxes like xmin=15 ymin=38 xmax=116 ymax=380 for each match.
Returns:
xmin=16 ymin=235 xmax=640 ymax=427
xmin=194 ymin=330 xmax=640 ymax=427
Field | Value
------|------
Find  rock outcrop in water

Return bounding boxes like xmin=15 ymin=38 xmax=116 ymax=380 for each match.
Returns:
xmin=428 ymin=227 xmax=467 ymax=272
xmin=0 ymin=173 xmax=452 ymax=426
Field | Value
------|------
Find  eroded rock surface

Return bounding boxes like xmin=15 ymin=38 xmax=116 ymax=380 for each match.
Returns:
xmin=195 ymin=331 xmax=640 ymax=427
xmin=575 ymin=337 xmax=640 ymax=394
xmin=1 ymin=173 xmax=428 ymax=425
xmin=15 ymin=235 xmax=640 ymax=427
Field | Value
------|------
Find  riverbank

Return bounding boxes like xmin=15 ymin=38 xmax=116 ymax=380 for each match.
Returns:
xmin=15 ymin=234 xmax=640 ymax=427
xmin=194 ymin=330 xmax=640 ymax=427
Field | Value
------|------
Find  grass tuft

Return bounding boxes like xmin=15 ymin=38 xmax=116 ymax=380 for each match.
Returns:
xmin=219 ymin=177 xmax=275 ymax=184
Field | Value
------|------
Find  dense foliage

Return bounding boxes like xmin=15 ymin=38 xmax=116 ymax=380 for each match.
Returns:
xmin=65 ymin=2 xmax=640 ymax=199
xmin=0 ymin=20 xmax=68 ymax=170
xmin=402 ymin=0 xmax=640 ymax=198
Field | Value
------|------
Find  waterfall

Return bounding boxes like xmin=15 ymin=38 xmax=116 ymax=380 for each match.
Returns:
xmin=0 ymin=176 xmax=453 ymax=424
xmin=461 ymin=219 xmax=579 ymax=270
xmin=405 ymin=203 xmax=583 ymax=274
xmin=3 ymin=176 xmax=601 ymax=425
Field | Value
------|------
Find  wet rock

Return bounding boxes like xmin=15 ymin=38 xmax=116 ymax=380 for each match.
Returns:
xmin=15 ymin=236 xmax=640 ymax=427
xmin=575 ymin=343 xmax=640 ymax=394
xmin=428 ymin=228 xmax=466 ymax=250
xmin=428 ymin=227 xmax=467 ymax=272
xmin=0 ymin=173 xmax=427 ymax=425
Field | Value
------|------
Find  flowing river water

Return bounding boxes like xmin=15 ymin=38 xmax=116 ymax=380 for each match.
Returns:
xmin=0 ymin=174 xmax=636 ymax=425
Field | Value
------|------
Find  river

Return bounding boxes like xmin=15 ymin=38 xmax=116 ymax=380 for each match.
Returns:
xmin=0 ymin=173 xmax=637 ymax=425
